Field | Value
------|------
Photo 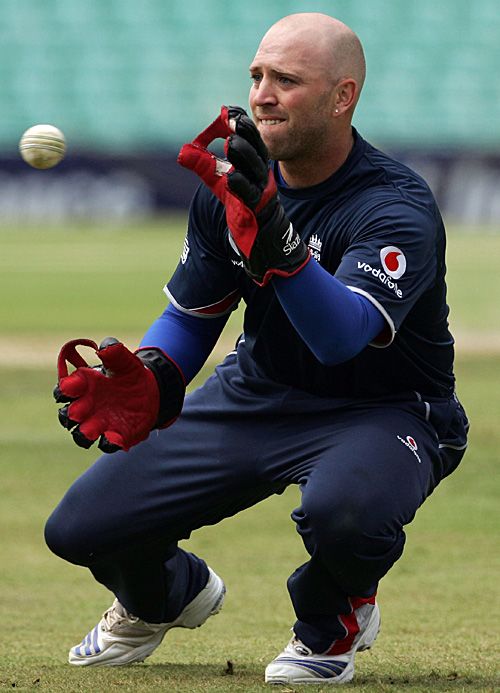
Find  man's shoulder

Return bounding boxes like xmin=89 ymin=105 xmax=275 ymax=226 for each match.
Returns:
xmin=358 ymin=134 xmax=434 ymax=199
xmin=348 ymin=134 xmax=441 ymax=229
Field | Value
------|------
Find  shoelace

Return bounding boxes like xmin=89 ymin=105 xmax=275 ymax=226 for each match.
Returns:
xmin=289 ymin=637 xmax=313 ymax=657
xmin=102 ymin=599 xmax=140 ymax=632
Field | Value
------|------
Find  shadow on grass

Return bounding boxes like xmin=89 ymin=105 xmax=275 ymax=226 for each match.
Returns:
xmin=3 ymin=662 xmax=497 ymax=692
xmin=3 ymin=661 xmax=262 ymax=692
xmin=355 ymin=671 xmax=498 ymax=691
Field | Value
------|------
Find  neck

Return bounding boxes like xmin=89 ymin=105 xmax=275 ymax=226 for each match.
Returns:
xmin=278 ymin=127 xmax=354 ymax=188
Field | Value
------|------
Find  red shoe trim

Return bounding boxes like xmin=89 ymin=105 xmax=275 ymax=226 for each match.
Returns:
xmin=326 ymin=595 xmax=376 ymax=656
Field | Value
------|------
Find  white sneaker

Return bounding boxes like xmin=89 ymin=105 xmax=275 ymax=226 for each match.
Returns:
xmin=265 ymin=602 xmax=380 ymax=685
xmin=69 ymin=567 xmax=225 ymax=666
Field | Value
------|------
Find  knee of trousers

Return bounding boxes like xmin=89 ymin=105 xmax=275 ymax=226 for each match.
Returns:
xmin=294 ymin=494 xmax=399 ymax=557
xmin=44 ymin=499 xmax=95 ymax=566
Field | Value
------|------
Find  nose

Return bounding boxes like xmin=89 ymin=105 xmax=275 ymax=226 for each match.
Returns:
xmin=251 ymin=76 xmax=278 ymax=107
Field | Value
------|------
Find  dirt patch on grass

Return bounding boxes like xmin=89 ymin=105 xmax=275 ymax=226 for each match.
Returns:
xmin=0 ymin=334 xmax=239 ymax=368
xmin=0 ymin=331 xmax=498 ymax=368
xmin=454 ymin=331 xmax=500 ymax=355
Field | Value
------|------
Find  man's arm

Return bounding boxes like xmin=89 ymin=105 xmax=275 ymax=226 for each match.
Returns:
xmin=140 ymin=304 xmax=229 ymax=384
xmin=273 ymin=259 xmax=385 ymax=365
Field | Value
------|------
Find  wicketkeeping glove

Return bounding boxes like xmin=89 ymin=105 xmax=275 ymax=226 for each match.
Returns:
xmin=53 ymin=338 xmax=185 ymax=453
xmin=178 ymin=105 xmax=310 ymax=286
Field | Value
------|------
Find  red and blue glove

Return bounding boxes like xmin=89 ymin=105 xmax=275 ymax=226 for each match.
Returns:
xmin=178 ymin=105 xmax=310 ymax=286
xmin=53 ymin=338 xmax=185 ymax=453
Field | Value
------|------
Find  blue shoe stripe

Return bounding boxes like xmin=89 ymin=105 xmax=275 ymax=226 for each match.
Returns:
xmin=72 ymin=625 xmax=102 ymax=659
xmin=277 ymin=657 xmax=347 ymax=678
xmin=84 ymin=632 xmax=92 ymax=656
xmin=92 ymin=625 xmax=101 ymax=654
xmin=75 ymin=634 xmax=87 ymax=656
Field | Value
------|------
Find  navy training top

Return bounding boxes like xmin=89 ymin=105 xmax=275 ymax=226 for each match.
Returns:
xmin=166 ymin=128 xmax=455 ymax=399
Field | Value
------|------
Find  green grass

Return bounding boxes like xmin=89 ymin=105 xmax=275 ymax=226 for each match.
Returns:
xmin=0 ymin=221 xmax=499 ymax=691
xmin=445 ymin=229 xmax=500 ymax=334
xmin=0 ymin=221 xmax=498 ymax=339
xmin=0 ymin=219 xmax=187 ymax=336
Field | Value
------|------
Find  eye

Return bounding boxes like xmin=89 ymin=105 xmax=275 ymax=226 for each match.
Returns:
xmin=278 ymin=75 xmax=295 ymax=86
xmin=250 ymin=73 xmax=262 ymax=84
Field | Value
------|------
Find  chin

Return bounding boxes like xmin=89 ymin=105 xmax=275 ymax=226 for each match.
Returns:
xmin=258 ymin=136 xmax=282 ymax=161
xmin=266 ymin=144 xmax=290 ymax=162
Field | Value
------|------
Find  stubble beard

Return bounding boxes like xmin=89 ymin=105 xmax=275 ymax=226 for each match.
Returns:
xmin=259 ymin=96 xmax=334 ymax=164
xmin=263 ymin=120 xmax=332 ymax=167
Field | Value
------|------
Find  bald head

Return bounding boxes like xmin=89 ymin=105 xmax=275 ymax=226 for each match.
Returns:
xmin=256 ymin=13 xmax=365 ymax=103
xmin=249 ymin=13 xmax=366 ymax=185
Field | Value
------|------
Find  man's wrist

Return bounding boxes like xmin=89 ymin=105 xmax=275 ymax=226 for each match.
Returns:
xmin=135 ymin=347 xmax=186 ymax=428
xmin=245 ymin=200 xmax=311 ymax=286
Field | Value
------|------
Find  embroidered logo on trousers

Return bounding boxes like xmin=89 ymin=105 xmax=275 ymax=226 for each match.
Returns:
xmin=397 ymin=434 xmax=422 ymax=463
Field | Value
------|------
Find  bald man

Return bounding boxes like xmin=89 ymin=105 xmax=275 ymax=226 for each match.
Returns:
xmin=45 ymin=12 xmax=468 ymax=685
xmin=250 ymin=13 xmax=366 ymax=184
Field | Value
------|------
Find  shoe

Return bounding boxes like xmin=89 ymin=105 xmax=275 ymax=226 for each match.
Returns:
xmin=68 ymin=566 xmax=225 ymax=666
xmin=265 ymin=601 xmax=380 ymax=685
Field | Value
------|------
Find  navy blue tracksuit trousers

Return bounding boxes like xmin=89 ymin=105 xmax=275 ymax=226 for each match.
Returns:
xmin=45 ymin=347 xmax=468 ymax=653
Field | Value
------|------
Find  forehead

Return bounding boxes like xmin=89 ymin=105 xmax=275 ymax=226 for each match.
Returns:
xmin=250 ymin=28 xmax=331 ymax=80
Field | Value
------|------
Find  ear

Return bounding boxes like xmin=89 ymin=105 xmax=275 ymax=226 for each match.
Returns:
xmin=333 ymin=78 xmax=358 ymax=115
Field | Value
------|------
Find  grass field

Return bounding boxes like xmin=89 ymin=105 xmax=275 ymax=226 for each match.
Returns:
xmin=0 ymin=221 xmax=499 ymax=692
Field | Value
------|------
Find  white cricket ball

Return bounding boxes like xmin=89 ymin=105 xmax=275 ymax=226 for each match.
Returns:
xmin=19 ymin=124 xmax=66 ymax=169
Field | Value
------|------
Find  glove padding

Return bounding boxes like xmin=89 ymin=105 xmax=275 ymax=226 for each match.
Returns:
xmin=178 ymin=105 xmax=310 ymax=286
xmin=54 ymin=338 xmax=185 ymax=453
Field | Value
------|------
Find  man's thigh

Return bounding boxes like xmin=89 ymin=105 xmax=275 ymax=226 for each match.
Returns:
xmin=293 ymin=401 xmax=447 ymax=542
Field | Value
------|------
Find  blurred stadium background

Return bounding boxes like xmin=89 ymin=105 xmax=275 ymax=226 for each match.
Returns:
xmin=1 ymin=0 xmax=500 ymax=223
xmin=1 ymin=4 xmax=499 ymax=689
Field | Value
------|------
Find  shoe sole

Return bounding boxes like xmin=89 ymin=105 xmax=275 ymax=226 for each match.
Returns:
xmin=266 ymin=665 xmax=355 ymax=686
xmin=69 ymin=628 xmax=167 ymax=667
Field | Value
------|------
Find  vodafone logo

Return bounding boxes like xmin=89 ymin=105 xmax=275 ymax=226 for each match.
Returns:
xmin=397 ymin=434 xmax=422 ymax=463
xmin=406 ymin=436 xmax=418 ymax=450
xmin=380 ymin=246 xmax=406 ymax=279
xmin=356 ymin=261 xmax=403 ymax=298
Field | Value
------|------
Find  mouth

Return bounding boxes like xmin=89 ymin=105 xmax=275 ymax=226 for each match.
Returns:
xmin=258 ymin=117 xmax=286 ymax=126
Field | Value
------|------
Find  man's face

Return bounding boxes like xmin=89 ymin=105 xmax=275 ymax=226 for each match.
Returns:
xmin=248 ymin=31 xmax=337 ymax=162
